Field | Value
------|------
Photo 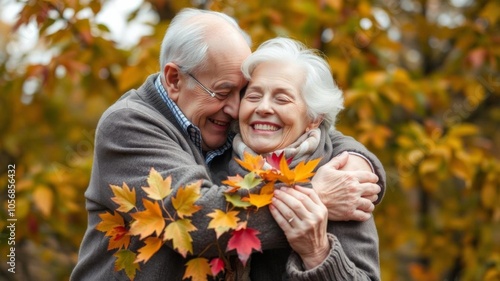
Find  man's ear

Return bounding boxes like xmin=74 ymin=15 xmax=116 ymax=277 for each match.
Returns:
xmin=306 ymin=115 xmax=324 ymax=131
xmin=162 ymin=63 xmax=182 ymax=102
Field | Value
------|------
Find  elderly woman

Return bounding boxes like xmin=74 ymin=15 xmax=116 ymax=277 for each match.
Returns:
xmin=228 ymin=38 xmax=381 ymax=280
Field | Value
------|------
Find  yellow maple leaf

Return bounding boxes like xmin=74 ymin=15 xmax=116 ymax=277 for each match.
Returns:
xmin=183 ymin=257 xmax=212 ymax=281
xmin=235 ymin=151 xmax=265 ymax=173
xmin=129 ymin=199 xmax=165 ymax=239
xmin=163 ymin=218 xmax=197 ymax=258
xmin=172 ymin=181 xmax=202 ymax=219
xmin=207 ymin=209 xmax=240 ymax=238
xmin=114 ymin=249 xmax=139 ymax=281
xmin=141 ymin=168 xmax=172 ymax=201
xmin=244 ymin=182 xmax=275 ymax=209
xmin=110 ymin=182 xmax=136 ymax=213
xmin=135 ymin=236 xmax=163 ymax=264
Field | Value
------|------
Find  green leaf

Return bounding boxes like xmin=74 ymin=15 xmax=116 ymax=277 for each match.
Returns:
xmin=114 ymin=249 xmax=139 ymax=280
xmin=240 ymin=172 xmax=262 ymax=190
xmin=224 ymin=193 xmax=252 ymax=209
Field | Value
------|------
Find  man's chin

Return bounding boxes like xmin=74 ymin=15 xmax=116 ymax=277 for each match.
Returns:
xmin=202 ymin=139 xmax=227 ymax=152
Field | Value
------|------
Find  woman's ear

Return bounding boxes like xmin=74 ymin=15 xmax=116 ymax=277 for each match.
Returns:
xmin=162 ymin=63 xmax=182 ymax=102
xmin=306 ymin=115 xmax=324 ymax=132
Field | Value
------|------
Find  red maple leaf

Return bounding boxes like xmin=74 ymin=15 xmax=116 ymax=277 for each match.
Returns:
xmin=209 ymin=257 xmax=225 ymax=277
xmin=226 ymin=223 xmax=261 ymax=266
xmin=265 ymin=152 xmax=293 ymax=171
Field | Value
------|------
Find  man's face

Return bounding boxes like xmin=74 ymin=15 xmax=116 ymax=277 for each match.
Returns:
xmin=174 ymin=38 xmax=250 ymax=151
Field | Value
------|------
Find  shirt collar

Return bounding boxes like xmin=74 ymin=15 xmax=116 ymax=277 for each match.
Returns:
xmin=154 ymin=74 xmax=233 ymax=164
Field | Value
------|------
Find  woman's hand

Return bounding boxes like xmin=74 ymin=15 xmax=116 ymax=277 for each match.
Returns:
xmin=269 ymin=185 xmax=330 ymax=269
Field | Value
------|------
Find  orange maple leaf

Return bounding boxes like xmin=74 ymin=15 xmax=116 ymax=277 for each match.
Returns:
xmin=108 ymin=226 xmax=131 ymax=250
xmin=183 ymin=257 xmax=212 ymax=281
xmin=163 ymin=218 xmax=197 ymax=258
xmin=207 ymin=209 xmax=240 ymax=238
xmin=221 ymin=174 xmax=244 ymax=193
xmin=259 ymin=169 xmax=281 ymax=183
xmin=135 ymin=236 xmax=163 ymax=264
xmin=293 ymin=158 xmax=321 ymax=183
xmin=97 ymin=211 xmax=131 ymax=250
xmin=172 ymin=181 xmax=202 ymax=219
xmin=114 ymin=249 xmax=139 ymax=281
xmin=129 ymin=199 xmax=165 ymax=239
xmin=277 ymin=157 xmax=321 ymax=185
xmin=278 ymin=154 xmax=295 ymax=185
xmin=110 ymin=183 xmax=136 ymax=213
xmin=235 ymin=151 xmax=265 ymax=173
xmin=243 ymin=182 xmax=275 ymax=209
xmin=141 ymin=168 xmax=172 ymax=200
xmin=226 ymin=223 xmax=261 ymax=266
xmin=97 ymin=211 xmax=125 ymax=235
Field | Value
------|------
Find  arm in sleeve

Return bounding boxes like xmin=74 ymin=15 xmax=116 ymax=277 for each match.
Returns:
xmin=329 ymin=130 xmax=386 ymax=204
xmin=286 ymin=217 xmax=381 ymax=281
xmin=87 ymin=106 xmax=288 ymax=256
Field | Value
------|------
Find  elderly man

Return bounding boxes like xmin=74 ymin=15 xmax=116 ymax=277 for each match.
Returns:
xmin=71 ymin=8 xmax=385 ymax=280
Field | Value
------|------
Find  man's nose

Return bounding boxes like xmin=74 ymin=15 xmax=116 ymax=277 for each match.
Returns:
xmin=223 ymin=91 xmax=240 ymax=119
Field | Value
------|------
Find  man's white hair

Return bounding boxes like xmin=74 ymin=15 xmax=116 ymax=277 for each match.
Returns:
xmin=159 ymin=8 xmax=251 ymax=75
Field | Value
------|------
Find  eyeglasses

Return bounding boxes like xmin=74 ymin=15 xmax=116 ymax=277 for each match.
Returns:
xmin=187 ymin=73 xmax=231 ymax=100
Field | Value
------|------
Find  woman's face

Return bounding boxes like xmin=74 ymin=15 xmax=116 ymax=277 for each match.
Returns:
xmin=239 ymin=61 xmax=319 ymax=154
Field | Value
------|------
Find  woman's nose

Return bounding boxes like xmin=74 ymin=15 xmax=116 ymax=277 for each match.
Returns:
xmin=255 ymin=98 xmax=273 ymax=115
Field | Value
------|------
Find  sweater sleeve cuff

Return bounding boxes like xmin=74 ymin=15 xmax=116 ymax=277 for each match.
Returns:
xmin=347 ymin=151 xmax=375 ymax=173
xmin=286 ymin=233 xmax=357 ymax=280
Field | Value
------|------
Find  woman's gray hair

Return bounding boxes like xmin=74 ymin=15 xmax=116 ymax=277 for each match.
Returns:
xmin=159 ymin=8 xmax=251 ymax=74
xmin=241 ymin=37 xmax=344 ymax=128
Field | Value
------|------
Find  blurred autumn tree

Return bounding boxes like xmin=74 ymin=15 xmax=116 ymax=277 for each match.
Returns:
xmin=0 ymin=0 xmax=498 ymax=280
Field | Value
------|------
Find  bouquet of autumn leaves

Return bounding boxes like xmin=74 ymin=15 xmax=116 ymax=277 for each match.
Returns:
xmin=96 ymin=152 xmax=320 ymax=280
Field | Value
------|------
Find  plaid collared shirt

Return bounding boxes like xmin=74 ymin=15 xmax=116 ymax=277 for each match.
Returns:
xmin=154 ymin=75 xmax=233 ymax=164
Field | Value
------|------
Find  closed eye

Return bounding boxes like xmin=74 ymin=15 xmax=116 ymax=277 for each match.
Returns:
xmin=213 ymin=92 xmax=231 ymax=100
xmin=244 ymin=94 xmax=262 ymax=101
xmin=275 ymin=94 xmax=293 ymax=103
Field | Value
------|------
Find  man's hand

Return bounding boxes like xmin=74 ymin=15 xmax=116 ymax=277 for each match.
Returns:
xmin=311 ymin=152 xmax=381 ymax=221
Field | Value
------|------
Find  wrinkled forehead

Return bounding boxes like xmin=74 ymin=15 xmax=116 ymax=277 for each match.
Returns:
xmin=206 ymin=26 xmax=251 ymax=57
xmin=203 ymin=34 xmax=250 ymax=79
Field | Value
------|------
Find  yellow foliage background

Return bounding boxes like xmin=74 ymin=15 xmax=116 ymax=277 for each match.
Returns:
xmin=0 ymin=0 xmax=499 ymax=280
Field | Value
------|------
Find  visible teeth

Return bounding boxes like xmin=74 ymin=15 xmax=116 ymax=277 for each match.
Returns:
xmin=212 ymin=119 xmax=226 ymax=126
xmin=253 ymin=124 xmax=279 ymax=131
